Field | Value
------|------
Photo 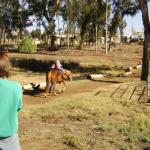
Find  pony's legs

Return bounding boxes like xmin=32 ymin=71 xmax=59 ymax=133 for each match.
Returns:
xmin=59 ymin=83 xmax=62 ymax=93
xmin=58 ymin=82 xmax=65 ymax=93
xmin=61 ymin=81 xmax=66 ymax=92
xmin=49 ymin=85 xmax=53 ymax=93
xmin=53 ymin=84 xmax=57 ymax=96
xmin=44 ymin=81 xmax=50 ymax=98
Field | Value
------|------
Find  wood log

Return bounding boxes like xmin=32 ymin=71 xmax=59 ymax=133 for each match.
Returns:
xmin=120 ymin=72 xmax=132 ymax=77
xmin=127 ymin=66 xmax=133 ymax=71
xmin=87 ymin=74 xmax=104 ymax=80
xmin=22 ymin=84 xmax=32 ymax=90
xmin=134 ymin=64 xmax=142 ymax=69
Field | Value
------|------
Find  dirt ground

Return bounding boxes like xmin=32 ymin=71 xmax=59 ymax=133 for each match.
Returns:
xmin=8 ymin=43 xmax=150 ymax=150
xmin=17 ymin=73 xmax=149 ymax=150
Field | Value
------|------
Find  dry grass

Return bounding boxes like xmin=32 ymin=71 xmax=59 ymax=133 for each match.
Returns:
xmin=8 ymin=43 xmax=150 ymax=150
xmin=19 ymin=80 xmax=150 ymax=150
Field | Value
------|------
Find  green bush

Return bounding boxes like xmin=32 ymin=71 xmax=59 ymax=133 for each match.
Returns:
xmin=18 ymin=36 xmax=37 ymax=53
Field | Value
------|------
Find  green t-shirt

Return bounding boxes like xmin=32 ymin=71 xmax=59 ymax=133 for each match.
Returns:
xmin=0 ymin=78 xmax=23 ymax=137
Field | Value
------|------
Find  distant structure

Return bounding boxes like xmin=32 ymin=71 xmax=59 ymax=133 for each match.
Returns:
xmin=33 ymin=38 xmax=41 ymax=45
xmin=55 ymin=32 xmax=79 ymax=46
xmin=130 ymin=23 xmax=144 ymax=42
xmin=130 ymin=31 xmax=144 ymax=42
xmin=130 ymin=21 xmax=144 ymax=42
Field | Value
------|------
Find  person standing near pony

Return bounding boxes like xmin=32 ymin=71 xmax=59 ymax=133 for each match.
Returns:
xmin=0 ymin=52 xmax=23 ymax=150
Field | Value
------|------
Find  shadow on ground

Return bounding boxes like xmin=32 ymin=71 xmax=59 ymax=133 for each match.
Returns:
xmin=11 ymin=58 xmax=124 ymax=74
xmin=23 ymin=89 xmax=44 ymax=96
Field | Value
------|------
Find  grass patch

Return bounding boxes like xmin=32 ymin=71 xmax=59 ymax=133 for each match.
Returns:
xmin=119 ymin=114 xmax=150 ymax=143
xmin=120 ymin=101 xmax=134 ymax=108
xmin=62 ymin=124 xmax=72 ymax=131
xmin=139 ymin=133 xmax=150 ymax=142
xmin=64 ymin=135 xmax=86 ymax=149
xmin=94 ymin=122 xmax=113 ymax=132
xmin=121 ymin=144 xmax=132 ymax=150
xmin=102 ymin=137 xmax=117 ymax=143
xmin=41 ymin=114 xmax=54 ymax=123
xmin=68 ymin=114 xmax=88 ymax=121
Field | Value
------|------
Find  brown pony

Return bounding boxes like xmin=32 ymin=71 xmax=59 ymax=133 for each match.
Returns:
xmin=45 ymin=69 xmax=72 ymax=97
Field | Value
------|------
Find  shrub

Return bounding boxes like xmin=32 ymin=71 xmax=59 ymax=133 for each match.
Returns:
xmin=18 ymin=36 xmax=37 ymax=53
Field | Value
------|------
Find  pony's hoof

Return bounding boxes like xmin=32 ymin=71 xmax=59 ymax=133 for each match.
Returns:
xmin=44 ymin=94 xmax=47 ymax=98
xmin=54 ymin=93 xmax=58 ymax=96
xmin=62 ymin=88 xmax=65 ymax=92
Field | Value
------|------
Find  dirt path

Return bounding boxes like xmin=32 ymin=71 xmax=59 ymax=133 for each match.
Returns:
xmin=23 ymin=75 xmax=137 ymax=105
xmin=23 ymin=79 xmax=112 ymax=104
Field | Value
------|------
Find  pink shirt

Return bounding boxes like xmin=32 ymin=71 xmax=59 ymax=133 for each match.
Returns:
xmin=55 ymin=62 xmax=62 ymax=69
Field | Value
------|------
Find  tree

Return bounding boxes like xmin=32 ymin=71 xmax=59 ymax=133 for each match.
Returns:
xmin=119 ymin=19 xmax=127 ymax=43
xmin=12 ymin=8 xmax=33 ymax=41
xmin=61 ymin=0 xmax=108 ymax=49
xmin=108 ymin=11 xmax=126 ymax=51
xmin=27 ymin=0 xmax=63 ymax=50
xmin=112 ymin=0 xmax=150 ymax=81
xmin=137 ymin=0 xmax=150 ymax=81
xmin=108 ymin=11 xmax=120 ymax=51
xmin=0 ymin=0 xmax=32 ymax=44
xmin=0 ymin=0 xmax=17 ymax=44
xmin=31 ymin=29 xmax=41 ymax=39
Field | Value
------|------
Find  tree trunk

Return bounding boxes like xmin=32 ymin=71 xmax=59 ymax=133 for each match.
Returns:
xmin=0 ymin=27 xmax=4 ymax=45
xmin=3 ymin=31 xmax=6 ymax=44
xmin=79 ymin=27 xmax=85 ymax=50
xmin=45 ymin=34 xmax=48 ymax=44
xmin=95 ymin=23 xmax=98 ymax=53
xmin=18 ymin=29 xmax=23 ymax=42
xmin=105 ymin=0 xmax=108 ymax=54
xmin=47 ymin=35 xmax=50 ymax=45
xmin=39 ymin=30 xmax=41 ymax=41
xmin=50 ymin=35 xmax=55 ymax=51
xmin=141 ymin=30 xmax=150 ymax=81
xmin=138 ymin=0 xmax=150 ymax=81
xmin=79 ymin=34 xmax=83 ymax=49
xmin=120 ymin=28 xmax=124 ymax=43
xmin=108 ymin=36 xmax=112 ymax=52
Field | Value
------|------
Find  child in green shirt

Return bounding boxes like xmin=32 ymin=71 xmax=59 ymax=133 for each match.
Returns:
xmin=0 ymin=52 xmax=22 ymax=150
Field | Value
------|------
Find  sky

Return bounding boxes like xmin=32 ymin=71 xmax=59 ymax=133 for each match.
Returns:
xmin=124 ymin=12 xmax=143 ymax=37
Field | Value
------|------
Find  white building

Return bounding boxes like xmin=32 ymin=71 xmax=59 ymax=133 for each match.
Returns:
xmin=131 ymin=31 xmax=144 ymax=41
